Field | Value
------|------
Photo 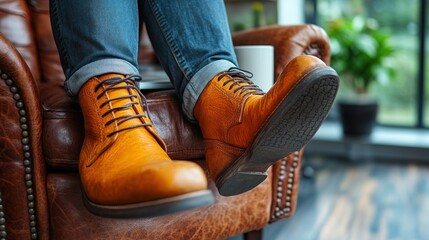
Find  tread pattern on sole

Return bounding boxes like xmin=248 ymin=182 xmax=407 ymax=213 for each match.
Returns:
xmin=259 ymin=75 xmax=338 ymax=152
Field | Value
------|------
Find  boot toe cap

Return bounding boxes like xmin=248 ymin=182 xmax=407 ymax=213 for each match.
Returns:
xmin=83 ymin=161 xmax=208 ymax=205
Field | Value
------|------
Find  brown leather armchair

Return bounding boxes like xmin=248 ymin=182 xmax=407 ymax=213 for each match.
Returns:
xmin=0 ymin=0 xmax=331 ymax=239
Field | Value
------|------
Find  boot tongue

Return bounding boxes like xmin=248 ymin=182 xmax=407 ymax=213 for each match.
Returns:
xmin=98 ymin=74 xmax=168 ymax=151
xmin=98 ymin=74 xmax=147 ymax=129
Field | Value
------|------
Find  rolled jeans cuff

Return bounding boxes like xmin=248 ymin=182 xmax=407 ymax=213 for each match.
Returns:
xmin=64 ymin=58 xmax=140 ymax=96
xmin=182 ymin=60 xmax=236 ymax=121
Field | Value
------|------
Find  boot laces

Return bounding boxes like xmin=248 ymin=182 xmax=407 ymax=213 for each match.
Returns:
xmin=94 ymin=75 xmax=152 ymax=138
xmin=217 ymin=67 xmax=265 ymax=97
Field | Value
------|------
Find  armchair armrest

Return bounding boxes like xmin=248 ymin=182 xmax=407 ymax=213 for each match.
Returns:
xmin=232 ymin=24 xmax=331 ymax=81
xmin=0 ymin=33 xmax=48 ymax=239
xmin=232 ymin=24 xmax=331 ymax=223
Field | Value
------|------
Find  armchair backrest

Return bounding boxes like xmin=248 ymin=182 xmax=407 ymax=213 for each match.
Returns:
xmin=0 ymin=0 xmax=43 ymax=83
xmin=27 ymin=0 xmax=65 ymax=84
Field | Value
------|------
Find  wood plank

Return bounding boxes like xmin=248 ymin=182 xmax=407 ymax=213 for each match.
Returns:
xmin=263 ymin=157 xmax=429 ymax=240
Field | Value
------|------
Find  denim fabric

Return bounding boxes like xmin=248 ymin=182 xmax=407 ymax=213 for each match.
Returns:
xmin=50 ymin=0 xmax=238 ymax=119
xmin=49 ymin=0 xmax=141 ymax=96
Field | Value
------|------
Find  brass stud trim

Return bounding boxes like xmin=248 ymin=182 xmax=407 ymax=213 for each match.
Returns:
xmin=271 ymin=151 xmax=300 ymax=220
xmin=2 ymin=71 xmax=38 ymax=239
xmin=0 ymin=192 xmax=6 ymax=240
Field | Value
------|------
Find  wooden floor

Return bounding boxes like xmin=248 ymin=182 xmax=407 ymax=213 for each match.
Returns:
xmin=231 ymin=156 xmax=429 ymax=240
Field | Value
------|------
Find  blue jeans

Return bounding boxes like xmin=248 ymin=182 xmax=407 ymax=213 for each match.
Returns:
xmin=50 ymin=0 xmax=238 ymax=120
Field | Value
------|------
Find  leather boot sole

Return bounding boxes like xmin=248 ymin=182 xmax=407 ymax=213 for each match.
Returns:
xmin=82 ymin=189 xmax=214 ymax=218
xmin=217 ymin=66 xmax=339 ymax=196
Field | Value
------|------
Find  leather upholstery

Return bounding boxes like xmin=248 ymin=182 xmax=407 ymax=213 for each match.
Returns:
xmin=0 ymin=32 xmax=48 ymax=240
xmin=0 ymin=0 xmax=41 ymax=82
xmin=0 ymin=0 xmax=332 ymax=238
xmin=47 ymin=165 xmax=271 ymax=240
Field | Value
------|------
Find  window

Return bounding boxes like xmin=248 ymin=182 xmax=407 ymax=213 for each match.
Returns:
xmin=308 ymin=0 xmax=427 ymax=128
xmin=425 ymin=0 xmax=429 ymax=127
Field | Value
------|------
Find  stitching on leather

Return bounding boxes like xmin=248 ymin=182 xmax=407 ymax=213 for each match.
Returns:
xmin=1 ymin=70 xmax=37 ymax=239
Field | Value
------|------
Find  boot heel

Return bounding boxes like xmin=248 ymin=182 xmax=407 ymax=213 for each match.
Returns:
xmin=217 ymin=171 xmax=267 ymax=196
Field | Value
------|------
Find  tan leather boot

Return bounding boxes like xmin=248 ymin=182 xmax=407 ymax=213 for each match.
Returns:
xmin=78 ymin=74 xmax=213 ymax=218
xmin=194 ymin=55 xmax=339 ymax=196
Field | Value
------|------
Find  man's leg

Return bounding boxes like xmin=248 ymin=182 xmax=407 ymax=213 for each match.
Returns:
xmin=141 ymin=0 xmax=237 ymax=120
xmin=50 ymin=0 xmax=213 ymax=218
xmin=50 ymin=0 xmax=140 ymax=96
xmin=142 ymin=0 xmax=339 ymax=196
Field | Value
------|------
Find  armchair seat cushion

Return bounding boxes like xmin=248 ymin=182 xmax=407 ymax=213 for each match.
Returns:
xmin=47 ymin=166 xmax=272 ymax=240
xmin=41 ymin=81 xmax=83 ymax=169
xmin=41 ymin=81 xmax=206 ymax=170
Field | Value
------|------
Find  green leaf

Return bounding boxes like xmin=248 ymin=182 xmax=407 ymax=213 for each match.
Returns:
xmin=356 ymin=34 xmax=377 ymax=57
xmin=326 ymin=16 xmax=396 ymax=94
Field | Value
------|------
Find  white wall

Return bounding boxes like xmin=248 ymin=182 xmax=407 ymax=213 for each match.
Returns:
xmin=278 ymin=0 xmax=305 ymax=25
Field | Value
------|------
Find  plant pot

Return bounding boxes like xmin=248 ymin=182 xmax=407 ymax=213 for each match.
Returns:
xmin=338 ymin=99 xmax=378 ymax=136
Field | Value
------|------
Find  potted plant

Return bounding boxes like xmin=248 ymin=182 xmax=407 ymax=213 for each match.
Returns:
xmin=326 ymin=16 xmax=396 ymax=136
